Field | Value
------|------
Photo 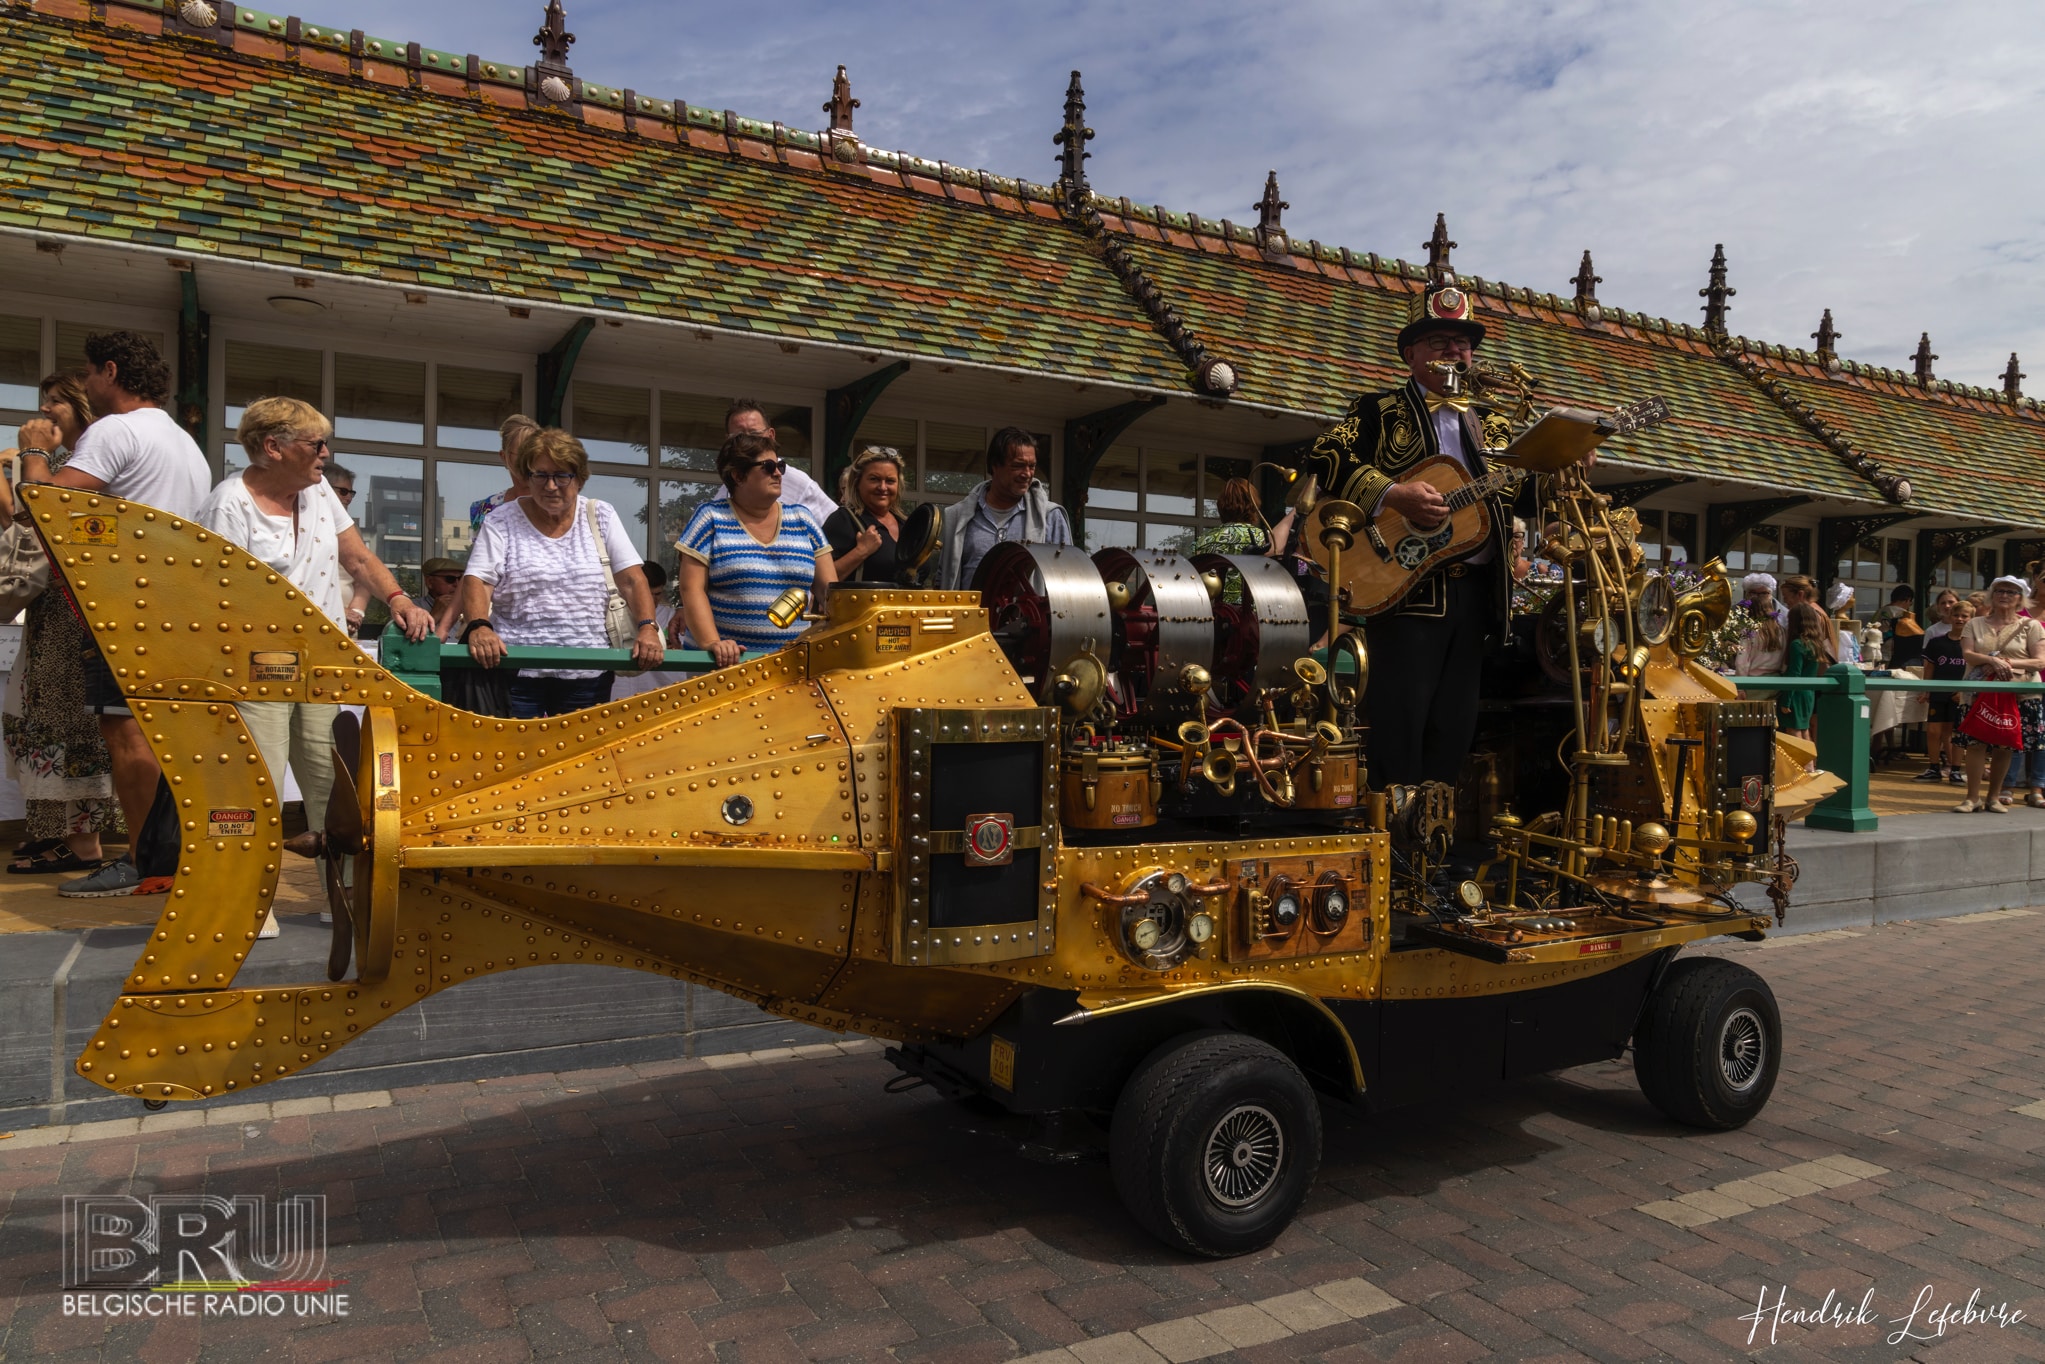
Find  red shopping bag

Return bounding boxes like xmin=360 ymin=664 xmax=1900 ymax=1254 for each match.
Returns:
xmin=1959 ymin=690 xmax=2025 ymax=749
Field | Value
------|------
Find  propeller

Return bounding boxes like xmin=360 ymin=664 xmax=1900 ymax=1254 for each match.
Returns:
xmin=281 ymin=712 xmax=365 ymax=981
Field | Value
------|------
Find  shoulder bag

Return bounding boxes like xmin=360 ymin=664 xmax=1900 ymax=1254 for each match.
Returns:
xmin=584 ymin=500 xmax=640 ymax=674
xmin=0 ymin=520 xmax=50 ymax=619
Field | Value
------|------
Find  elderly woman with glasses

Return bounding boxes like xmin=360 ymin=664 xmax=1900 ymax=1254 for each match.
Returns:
xmin=197 ymin=397 xmax=435 ymax=933
xmin=458 ymin=427 xmax=664 ymax=717
xmin=673 ymin=431 xmax=836 ymax=668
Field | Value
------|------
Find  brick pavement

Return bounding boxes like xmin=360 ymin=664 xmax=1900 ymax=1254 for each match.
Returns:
xmin=3 ymin=913 xmax=2044 ymax=1362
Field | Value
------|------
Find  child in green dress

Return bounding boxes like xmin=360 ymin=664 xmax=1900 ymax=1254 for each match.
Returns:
xmin=1779 ymin=602 xmax=1836 ymax=739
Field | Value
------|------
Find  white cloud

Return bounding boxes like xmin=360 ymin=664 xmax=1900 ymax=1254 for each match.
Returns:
xmin=301 ymin=0 xmax=2045 ymax=384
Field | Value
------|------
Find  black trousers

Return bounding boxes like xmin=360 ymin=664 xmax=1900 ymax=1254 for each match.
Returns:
xmin=1362 ymin=572 xmax=1495 ymax=787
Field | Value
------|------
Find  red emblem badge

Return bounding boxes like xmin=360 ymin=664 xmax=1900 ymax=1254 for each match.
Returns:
xmin=963 ymin=813 xmax=1014 ymax=867
xmin=1741 ymin=775 xmax=1764 ymax=810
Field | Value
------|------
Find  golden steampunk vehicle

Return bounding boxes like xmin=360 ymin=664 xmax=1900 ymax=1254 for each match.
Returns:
xmin=23 ymin=369 xmax=1836 ymax=1256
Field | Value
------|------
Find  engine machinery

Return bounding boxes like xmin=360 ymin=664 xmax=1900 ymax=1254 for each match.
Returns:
xmin=21 ymin=388 xmax=1840 ymax=1257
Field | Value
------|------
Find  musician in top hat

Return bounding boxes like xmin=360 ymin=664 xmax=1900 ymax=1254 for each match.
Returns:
xmin=1300 ymin=282 xmax=1518 ymax=789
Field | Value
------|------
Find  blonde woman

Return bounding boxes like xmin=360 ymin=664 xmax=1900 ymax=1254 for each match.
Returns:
xmin=824 ymin=445 xmax=908 ymax=584
xmin=198 ymin=397 xmax=434 ymax=931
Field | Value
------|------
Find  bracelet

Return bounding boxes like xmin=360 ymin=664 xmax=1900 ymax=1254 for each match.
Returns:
xmin=635 ymin=617 xmax=657 ymax=629
xmin=460 ymin=619 xmax=494 ymax=642
xmin=15 ymin=448 xmax=51 ymax=460
xmin=384 ymin=588 xmax=409 ymax=605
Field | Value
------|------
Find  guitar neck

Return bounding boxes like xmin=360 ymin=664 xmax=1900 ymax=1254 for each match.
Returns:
xmin=1443 ymin=467 xmax=1518 ymax=512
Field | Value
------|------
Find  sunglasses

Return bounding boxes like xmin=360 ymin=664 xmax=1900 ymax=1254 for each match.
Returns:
xmin=528 ymin=470 xmax=578 ymax=487
xmin=331 ymin=486 xmax=355 ymax=501
xmin=751 ymin=459 xmax=788 ymax=477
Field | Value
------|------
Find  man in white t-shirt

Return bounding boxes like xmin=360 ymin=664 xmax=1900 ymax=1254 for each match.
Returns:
xmin=711 ymin=399 xmax=837 ymax=526
xmin=17 ymin=331 xmax=212 ymax=897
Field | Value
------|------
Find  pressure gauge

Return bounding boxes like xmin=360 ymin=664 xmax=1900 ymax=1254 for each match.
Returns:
xmin=1269 ymin=876 xmax=1302 ymax=930
xmin=1187 ymin=913 xmax=1214 ymax=945
xmin=1314 ymin=871 xmax=1351 ymax=932
xmin=1456 ymin=879 xmax=1487 ymax=912
xmin=1131 ymin=917 xmax=1162 ymax=951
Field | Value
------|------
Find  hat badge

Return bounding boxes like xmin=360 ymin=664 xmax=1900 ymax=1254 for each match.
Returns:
xmin=1429 ymin=287 xmax=1470 ymax=322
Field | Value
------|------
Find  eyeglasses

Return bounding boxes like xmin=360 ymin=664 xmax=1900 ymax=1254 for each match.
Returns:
xmin=331 ymin=486 xmax=355 ymax=502
xmin=751 ymin=459 xmax=788 ymax=477
xmin=528 ymin=470 xmax=579 ymax=487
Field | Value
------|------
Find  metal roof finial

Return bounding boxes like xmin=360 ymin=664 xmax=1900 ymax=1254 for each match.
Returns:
xmin=534 ymin=1 xmax=575 ymax=69
xmin=1811 ymin=308 xmax=1841 ymax=371
xmin=1570 ymin=249 xmax=1602 ymax=319
xmin=1911 ymin=333 xmax=1937 ymax=388
xmin=2003 ymin=352 xmax=2025 ymax=402
xmin=1699 ymin=244 xmax=1735 ymax=340
xmin=1423 ymin=213 xmax=1457 ymax=286
xmin=824 ymin=65 xmax=859 ymax=133
xmin=1053 ymin=71 xmax=1093 ymax=215
xmin=1253 ymin=172 xmax=1289 ymax=245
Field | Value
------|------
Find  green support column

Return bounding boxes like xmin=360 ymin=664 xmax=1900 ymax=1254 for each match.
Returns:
xmin=1062 ymin=395 xmax=1165 ymax=546
xmin=536 ymin=318 xmax=595 ymax=428
xmin=1806 ymin=663 xmax=1876 ymax=831
xmin=823 ymin=360 xmax=911 ymax=495
xmin=175 ymin=270 xmax=209 ymax=453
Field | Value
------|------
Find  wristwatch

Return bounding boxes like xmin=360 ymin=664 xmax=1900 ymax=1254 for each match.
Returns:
xmin=635 ymin=617 xmax=657 ymax=630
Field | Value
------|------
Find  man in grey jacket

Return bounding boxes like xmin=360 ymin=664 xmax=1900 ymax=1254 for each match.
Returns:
xmin=939 ymin=427 xmax=1074 ymax=590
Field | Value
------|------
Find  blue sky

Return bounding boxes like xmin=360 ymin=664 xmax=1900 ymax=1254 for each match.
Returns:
xmin=326 ymin=0 xmax=2045 ymax=388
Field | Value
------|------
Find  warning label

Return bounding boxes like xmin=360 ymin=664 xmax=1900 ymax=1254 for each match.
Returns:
xmin=207 ymin=808 xmax=255 ymax=837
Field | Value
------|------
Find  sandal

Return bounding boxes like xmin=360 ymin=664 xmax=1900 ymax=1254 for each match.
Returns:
xmin=2029 ymin=794 xmax=2045 ymax=809
xmin=6 ymin=847 xmax=104 ymax=875
xmin=8 ymin=837 xmax=61 ymax=862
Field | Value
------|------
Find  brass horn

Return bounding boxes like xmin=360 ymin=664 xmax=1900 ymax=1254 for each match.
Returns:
xmin=1669 ymin=560 xmax=1732 ymax=658
xmin=1201 ymin=746 xmax=1238 ymax=798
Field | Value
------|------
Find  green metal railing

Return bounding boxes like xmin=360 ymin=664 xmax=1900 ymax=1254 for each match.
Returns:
xmin=379 ymin=626 xmax=762 ymax=700
xmin=1730 ymin=665 xmax=2045 ymax=831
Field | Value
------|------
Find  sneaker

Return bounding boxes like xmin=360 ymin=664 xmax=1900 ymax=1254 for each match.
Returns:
xmin=1949 ymin=769 xmax=1968 ymax=784
xmin=319 ymin=910 xmax=333 ymax=925
xmin=1912 ymin=766 xmax=1945 ymax=782
xmin=258 ymin=911 xmax=280 ymax=939
xmin=58 ymin=858 xmax=142 ymax=898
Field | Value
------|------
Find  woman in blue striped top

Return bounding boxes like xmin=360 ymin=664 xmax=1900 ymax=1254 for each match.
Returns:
xmin=673 ymin=430 xmax=838 ymax=667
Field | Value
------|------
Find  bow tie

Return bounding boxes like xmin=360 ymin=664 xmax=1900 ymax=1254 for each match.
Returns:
xmin=1422 ymin=390 xmax=1472 ymax=414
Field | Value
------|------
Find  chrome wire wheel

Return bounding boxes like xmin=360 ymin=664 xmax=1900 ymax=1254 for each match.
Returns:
xmin=1204 ymin=1103 xmax=1284 ymax=1208
xmin=1718 ymin=1006 xmax=1767 ymax=1093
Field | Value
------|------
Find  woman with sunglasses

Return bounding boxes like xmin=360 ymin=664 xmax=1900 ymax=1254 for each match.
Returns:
xmin=673 ymin=431 xmax=837 ymax=668
xmin=459 ymin=428 xmax=664 ymax=717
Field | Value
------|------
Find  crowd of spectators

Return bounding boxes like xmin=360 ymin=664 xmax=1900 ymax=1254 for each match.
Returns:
xmin=0 ymin=347 xmax=1109 ymax=900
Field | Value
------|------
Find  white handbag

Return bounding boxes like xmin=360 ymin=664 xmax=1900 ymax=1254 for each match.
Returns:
xmin=584 ymin=500 xmax=640 ymax=675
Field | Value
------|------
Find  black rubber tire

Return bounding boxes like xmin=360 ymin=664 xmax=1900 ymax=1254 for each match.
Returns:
xmin=1109 ymin=1031 xmax=1322 ymax=1258
xmin=1633 ymin=956 xmax=1781 ymax=1129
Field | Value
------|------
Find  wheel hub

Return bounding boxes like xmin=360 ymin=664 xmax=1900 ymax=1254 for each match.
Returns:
xmin=1719 ymin=1006 xmax=1766 ymax=1092
xmin=1204 ymin=1103 xmax=1283 ymax=1208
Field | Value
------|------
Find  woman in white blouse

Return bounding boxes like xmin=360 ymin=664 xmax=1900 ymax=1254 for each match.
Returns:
xmin=458 ymin=428 xmax=664 ymax=716
xmin=197 ymin=397 xmax=434 ymax=933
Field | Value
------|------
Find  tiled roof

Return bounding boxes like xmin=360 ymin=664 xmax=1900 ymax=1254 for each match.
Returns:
xmin=0 ymin=1 xmax=1188 ymax=390
xmin=1110 ymin=234 xmax=1881 ymax=500
xmin=1756 ymin=357 xmax=2045 ymax=525
xmin=8 ymin=0 xmax=2045 ymax=527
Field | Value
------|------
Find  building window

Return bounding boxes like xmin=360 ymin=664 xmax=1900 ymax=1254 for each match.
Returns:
xmin=223 ymin=341 xmax=321 ymax=457
xmin=924 ymin=422 xmax=986 ymax=496
xmin=437 ymin=366 xmax=521 ymax=452
xmin=56 ymin=321 xmax=164 ymax=376
xmin=1630 ymin=509 xmax=1697 ymax=566
xmin=0 ymin=314 xmax=41 ymax=415
xmin=660 ymin=391 xmax=726 ymax=474
xmin=334 ymin=354 xmax=425 ymax=446
xmin=569 ymin=381 xmax=651 ymax=463
xmin=1722 ymin=524 xmax=1808 ymax=576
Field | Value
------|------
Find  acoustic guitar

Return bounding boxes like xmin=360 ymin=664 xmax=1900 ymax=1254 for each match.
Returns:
xmin=1318 ymin=397 xmax=1670 ymax=619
